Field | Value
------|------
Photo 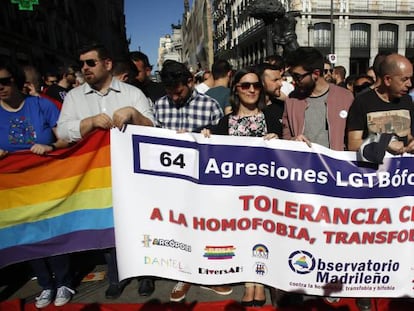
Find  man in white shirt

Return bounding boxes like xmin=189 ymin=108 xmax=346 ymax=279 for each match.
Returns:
xmin=57 ymin=43 xmax=154 ymax=141
xmin=57 ymin=43 xmax=155 ymax=300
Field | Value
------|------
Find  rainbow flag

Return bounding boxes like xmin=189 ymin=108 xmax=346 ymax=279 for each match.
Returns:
xmin=0 ymin=130 xmax=115 ymax=268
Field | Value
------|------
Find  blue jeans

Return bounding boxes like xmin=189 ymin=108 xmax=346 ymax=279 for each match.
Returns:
xmin=29 ymin=254 xmax=71 ymax=290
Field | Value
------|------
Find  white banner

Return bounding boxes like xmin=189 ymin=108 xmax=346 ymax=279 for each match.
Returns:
xmin=111 ymin=125 xmax=414 ymax=298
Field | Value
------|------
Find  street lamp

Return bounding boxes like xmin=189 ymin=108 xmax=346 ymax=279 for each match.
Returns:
xmin=330 ymin=0 xmax=334 ymax=54
xmin=307 ymin=21 xmax=314 ymax=47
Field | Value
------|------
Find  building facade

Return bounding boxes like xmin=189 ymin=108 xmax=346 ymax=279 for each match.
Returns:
xmin=0 ymin=0 xmax=129 ymax=74
xmin=181 ymin=0 xmax=215 ymax=72
xmin=211 ymin=0 xmax=414 ymax=75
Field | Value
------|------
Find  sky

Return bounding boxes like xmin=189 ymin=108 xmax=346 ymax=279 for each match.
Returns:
xmin=124 ymin=0 xmax=192 ymax=72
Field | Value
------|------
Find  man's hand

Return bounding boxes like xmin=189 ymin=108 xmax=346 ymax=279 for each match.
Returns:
xmin=201 ymin=128 xmax=211 ymax=138
xmin=387 ymin=140 xmax=405 ymax=155
xmin=92 ymin=113 xmax=113 ymax=129
xmin=80 ymin=113 xmax=113 ymax=137
xmin=112 ymin=107 xmax=134 ymax=130
xmin=30 ymin=144 xmax=54 ymax=155
xmin=113 ymin=106 xmax=153 ymax=129
xmin=403 ymin=140 xmax=414 ymax=154
xmin=0 ymin=149 xmax=8 ymax=159
xmin=264 ymin=133 xmax=279 ymax=140
xmin=293 ymin=134 xmax=312 ymax=147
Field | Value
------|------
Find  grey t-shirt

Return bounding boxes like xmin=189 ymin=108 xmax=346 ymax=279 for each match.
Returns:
xmin=303 ymin=90 xmax=329 ymax=148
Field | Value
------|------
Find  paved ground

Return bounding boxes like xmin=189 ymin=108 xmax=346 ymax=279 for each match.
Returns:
xmin=0 ymin=250 xmax=273 ymax=306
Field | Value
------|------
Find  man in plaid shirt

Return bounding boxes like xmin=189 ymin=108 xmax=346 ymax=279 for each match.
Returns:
xmin=153 ymin=60 xmax=231 ymax=302
xmin=154 ymin=60 xmax=223 ymax=132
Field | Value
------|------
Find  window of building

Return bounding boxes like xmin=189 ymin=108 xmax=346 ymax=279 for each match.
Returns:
xmin=378 ymin=23 xmax=398 ymax=50
xmin=406 ymin=24 xmax=414 ymax=49
xmin=350 ymin=23 xmax=370 ymax=48
xmin=314 ymin=23 xmax=332 ymax=48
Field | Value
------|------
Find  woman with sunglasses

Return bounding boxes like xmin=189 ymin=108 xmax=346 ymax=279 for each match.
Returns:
xmin=203 ymin=67 xmax=282 ymax=139
xmin=0 ymin=60 xmax=73 ymax=308
xmin=0 ymin=61 xmax=68 ymax=158
xmin=202 ymin=67 xmax=281 ymax=307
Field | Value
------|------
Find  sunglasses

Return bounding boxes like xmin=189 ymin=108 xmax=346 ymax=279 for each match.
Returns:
xmin=237 ymin=82 xmax=262 ymax=90
xmin=79 ymin=59 xmax=99 ymax=67
xmin=291 ymin=71 xmax=312 ymax=82
xmin=324 ymin=69 xmax=334 ymax=74
xmin=0 ymin=76 xmax=13 ymax=86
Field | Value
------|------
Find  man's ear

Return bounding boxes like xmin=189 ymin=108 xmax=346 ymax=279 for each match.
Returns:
xmin=383 ymin=75 xmax=392 ymax=86
xmin=104 ymin=59 xmax=113 ymax=71
xmin=187 ymin=77 xmax=194 ymax=88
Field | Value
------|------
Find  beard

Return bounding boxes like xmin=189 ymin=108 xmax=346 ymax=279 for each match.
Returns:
xmin=297 ymin=79 xmax=316 ymax=97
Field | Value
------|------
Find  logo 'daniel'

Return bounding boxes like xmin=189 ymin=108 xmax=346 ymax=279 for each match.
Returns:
xmin=288 ymin=250 xmax=316 ymax=274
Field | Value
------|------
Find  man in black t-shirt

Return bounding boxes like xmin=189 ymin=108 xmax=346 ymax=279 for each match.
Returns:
xmin=44 ymin=65 xmax=77 ymax=104
xmin=347 ymin=53 xmax=414 ymax=310
xmin=347 ymin=53 xmax=414 ymax=158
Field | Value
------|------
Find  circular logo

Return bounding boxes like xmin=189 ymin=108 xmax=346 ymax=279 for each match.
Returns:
xmin=288 ymin=250 xmax=316 ymax=274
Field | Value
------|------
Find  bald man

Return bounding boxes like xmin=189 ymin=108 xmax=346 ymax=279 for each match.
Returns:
xmin=347 ymin=53 xmax=414 ymax=161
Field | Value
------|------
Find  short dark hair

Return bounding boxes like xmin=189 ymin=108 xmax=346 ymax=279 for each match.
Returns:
xmin=334 ymin=65 xmax=346 ymax=79
xmin=254 ymin=62 xmax=284 ymax=79
xmin=78 ymin=42 xmax=112 ymax=60
xmin=211 ymin=59 xmax=232 ymax=80
xmin=160 ymin=60 xmax=192 ymax=88
xmin=0 ymin=59 xmax=26 ymax=91
xmin=285 ymin=47 xmax=324 ymax=73
xmin=130 ymin=51 xmax=152 ymax=69
xmin=264 ymin=54 xmax=285 ymax=68
xmin=112 ymin=59 xmax=138 ymax=80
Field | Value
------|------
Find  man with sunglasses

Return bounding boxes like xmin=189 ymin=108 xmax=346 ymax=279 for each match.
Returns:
xmin=56 ymin=43 xmax=155 ymax=300
xmin=282 ymin=47 xmax=353 ymax=151
xmin=57 ymin=43 xmax=154 ymax=142
xmin=323 ymin=60 xmax=335 ymax=84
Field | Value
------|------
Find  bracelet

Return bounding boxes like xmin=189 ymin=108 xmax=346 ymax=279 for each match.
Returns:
xmin=48 ymin=144 xmax=56 ymax=151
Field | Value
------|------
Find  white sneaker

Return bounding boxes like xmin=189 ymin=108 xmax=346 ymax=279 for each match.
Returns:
xmin=54 ymin=286 xmax=75 ymax=306
xmin=35 ymin=289 xmax=54 ymax=308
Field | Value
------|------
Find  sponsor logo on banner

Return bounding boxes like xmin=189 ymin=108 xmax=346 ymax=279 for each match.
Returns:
xmin=142 ymin=234 xmax=192 ymax=252
xmin=254 ymin=262 xmax=268 ymax=276
xmin=198 ymin=266 xmax=243 ymax=274
xmin=144 ymin=256 xmax=191 ymax=274
xmin=252 ymin=244 xmax=269 ymax=259
xmin=288 ymin=250 xmax=400 ymax=291
xmin=203 ymin=245 xmax=235 ymax=260
xmin=288 ymin=250 xmax=316 ymax=274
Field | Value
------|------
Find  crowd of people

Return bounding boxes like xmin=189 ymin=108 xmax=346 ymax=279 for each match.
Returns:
xmin=1 ymin=43 xmax=413 ymax=311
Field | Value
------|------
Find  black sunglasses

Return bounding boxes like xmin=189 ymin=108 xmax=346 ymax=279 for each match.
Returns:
xmin=237 ymin=82 xmax=262 ymax=90
xmin=324 ymin=69 xmax=333 ymax=74
xmin=291 ymin=71 xmax=312 ymax=82
xmin=0 ymin=76 xmax=13 ymax=86
xmin=79 ymin=59 xmax=99 ymax=67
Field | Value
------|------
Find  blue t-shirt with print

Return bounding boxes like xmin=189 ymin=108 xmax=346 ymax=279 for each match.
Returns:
xmin=0 ymin=96 xmax=60 ymax=152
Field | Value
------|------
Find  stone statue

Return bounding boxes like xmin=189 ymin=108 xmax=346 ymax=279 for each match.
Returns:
xmin=247 ymin=0 xmax=299 ymax=55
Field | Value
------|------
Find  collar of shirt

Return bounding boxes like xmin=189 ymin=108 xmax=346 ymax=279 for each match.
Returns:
xmin=82 ymin=77 xmax=122 ymax=96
